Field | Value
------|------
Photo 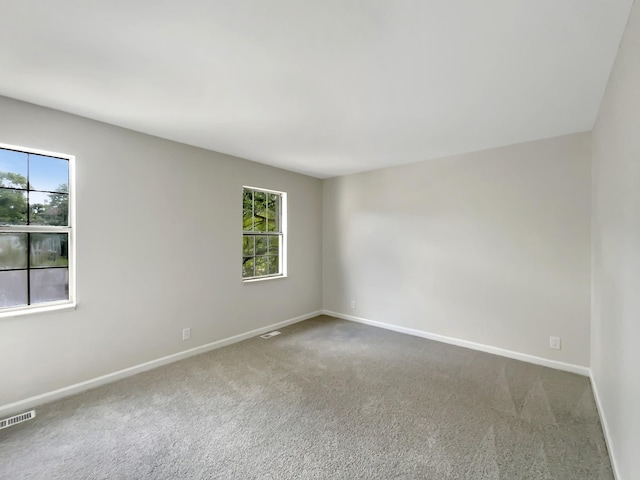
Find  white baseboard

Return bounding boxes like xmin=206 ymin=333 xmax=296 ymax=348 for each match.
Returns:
xmin=590 ymin=371 xmax=621 ymax=480
xmin=0 ymin=310 xmax=321 ymax=417
xmin=322 ymin=310 xmax=590 ymax=377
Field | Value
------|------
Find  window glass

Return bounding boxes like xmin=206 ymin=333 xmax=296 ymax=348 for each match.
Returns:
xmin=0 ymin=233 xmax=27 ymax=269
xmin=29 ymin=191 xmax=68 ymax=226
xmin=242 ymin=187 xmax=284 ymax=280
xmin=0 ymin=149 xmax=28 ymax=188
xmin=0 ymin=270 xmax=28 ymax=307
xmin=0 ymin=145 xmax=73 ymax=313
xmin=28 ymin=155 xmax=69 ymax=193
xmin=0 ymin=189 xmax=28 ymax=225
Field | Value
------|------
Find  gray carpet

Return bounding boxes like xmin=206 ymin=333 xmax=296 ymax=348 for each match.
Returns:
xmin=0 ymin=316 xmax=612 ymax=479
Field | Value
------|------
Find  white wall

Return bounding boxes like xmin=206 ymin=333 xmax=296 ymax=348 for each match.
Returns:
xmin=592 ymin=2 xmax=640 ymax=478
xmin=323 ymin=133 xmax=591 ymax=366
xmin=0 ymin=96 xmax=323 ymax=407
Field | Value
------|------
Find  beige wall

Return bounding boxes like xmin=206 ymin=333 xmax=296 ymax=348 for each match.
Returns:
xmin=323 ymin=133 xmax=591 ymax=366
xmin=592 ymin=2 xmax=640 ymax=479
xmin=0 ymin=96 xmax=323 ymax=406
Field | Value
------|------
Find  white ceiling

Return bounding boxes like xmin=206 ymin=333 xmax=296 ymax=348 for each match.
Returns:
xmin=0 ymin=1 xmax=633 ymax=178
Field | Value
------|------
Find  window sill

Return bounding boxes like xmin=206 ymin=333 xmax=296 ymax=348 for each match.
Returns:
xmin=0 ymin=301 xmax=77 ymax=320
xmin=243 ymin=274 xmax=287 ymax=284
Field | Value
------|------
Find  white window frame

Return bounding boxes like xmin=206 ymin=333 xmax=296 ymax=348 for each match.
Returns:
xmin=242 ymin=185 xmax=287 ymax=282
xmin=0 ymin=142 xmax=76 ymax=318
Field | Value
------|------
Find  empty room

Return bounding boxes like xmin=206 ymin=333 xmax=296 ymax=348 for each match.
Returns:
xmin=0 ymin=1 xmax=638 ymax=479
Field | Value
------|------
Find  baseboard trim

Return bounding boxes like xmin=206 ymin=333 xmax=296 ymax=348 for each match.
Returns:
xmin=322 ymin=310 xmax=590 ymax=377
xmin=590 ymin=371 xmax=621 ymax=480
xmin=0 ymin=310 xmax=321 ymax=417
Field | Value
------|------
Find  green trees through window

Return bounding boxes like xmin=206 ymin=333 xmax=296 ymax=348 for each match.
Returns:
xmin=0 ymin=172 xmax=68 ymax=226
xmin=0 ymin=146 xmax=72 ymax=311
xmin=242 ymin=187 xmax=284 ymax=279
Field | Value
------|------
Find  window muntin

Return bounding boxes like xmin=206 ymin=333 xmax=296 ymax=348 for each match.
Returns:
xmin=242 ymin=186 xmax=286 ymax=280
xmin=0 ymin=144 xmax=74 ymax=314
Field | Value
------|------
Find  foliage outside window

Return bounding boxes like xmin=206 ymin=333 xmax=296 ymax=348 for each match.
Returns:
xmin=242 ymin=186 xmax=285 ymax=280
xmin=0 ymin=144 xmax=74 ymax=314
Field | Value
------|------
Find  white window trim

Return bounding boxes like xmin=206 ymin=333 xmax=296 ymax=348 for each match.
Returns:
xmin=242 ymin=185 xmax=287 ymax=282
xmin=0 ymin=142 xmax=76 ymax=319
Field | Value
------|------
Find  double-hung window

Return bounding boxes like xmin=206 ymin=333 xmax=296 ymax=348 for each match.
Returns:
xmin=0 ymin=143 xmax=75 ymax=315
xmin=242 ymin=186 xmax=286 ymax=280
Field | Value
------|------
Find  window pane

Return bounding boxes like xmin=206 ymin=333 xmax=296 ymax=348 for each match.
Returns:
xmin=0 ymin=188 xmax=28 ymax=225
xmin=0 ymin=270 xmax=28 ymax=307
xmin=254 ymin=191 xmax=266 ymax=232
xmin=255 ymin=235 xmax=267 ymax=255
xmin=0 ymin=233 xmax=27 ymax=270
xmin=242 ymin=235 xmax=254 ymax=256
xmin=268 ymin=255 xmax=279 ymax=275
xmin=29 ymin=191 xmax=68 ymax=226
xmin=243 ymin=189 xmax=254 ymax=232
xmin=267 ymin=194 xmax=279 ymax=232
xmin=28 ymin=155 xmax=69 ymax=193
xmin=267 ymin=236 xmax=279 ymax=255
xmin=242 ymin=257 xmax=254 ymax=278
xmin=255 ymin=256 xmax=268 ymax=276
xmin=0 ymin=149 xmax=28 ymax=188
xmin=30 ymin=233 xmax=69 ymax=268
xmin=242 ymin=188 xmax=284 ymax=280
xmin=30 ymin=268 xmax=69 ymax=304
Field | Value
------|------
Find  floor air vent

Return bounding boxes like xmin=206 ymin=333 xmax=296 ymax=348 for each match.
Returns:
xmin=260 ymin=331 xmax=281 ymax=339
xmin=0 ymin=410 xmax=36 ymax=430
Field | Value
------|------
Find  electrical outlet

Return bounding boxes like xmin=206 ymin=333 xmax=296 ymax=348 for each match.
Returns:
xmin=182 ymin=328 xmax=191 ymax=341
xmin=549 ymin=336 xmax=561 ymax=350
xmin=351 ymin=300 xmax=356 ymax=309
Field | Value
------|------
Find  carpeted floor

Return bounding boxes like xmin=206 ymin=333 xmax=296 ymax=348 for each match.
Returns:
xmin=0 ymin=315 xmax=612 ymax=479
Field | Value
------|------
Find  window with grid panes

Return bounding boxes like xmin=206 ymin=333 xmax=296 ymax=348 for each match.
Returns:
xmin=0 ymin=144 xmax=74 ymax=314
xmin=242 ymin=187 xmax=285 ymax=280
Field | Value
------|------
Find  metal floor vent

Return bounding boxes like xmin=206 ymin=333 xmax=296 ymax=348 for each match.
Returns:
xmin=260 ymin=330 xmax=281 ymax=339
xmin=0 ymin=410 xmax=36 ymax=430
